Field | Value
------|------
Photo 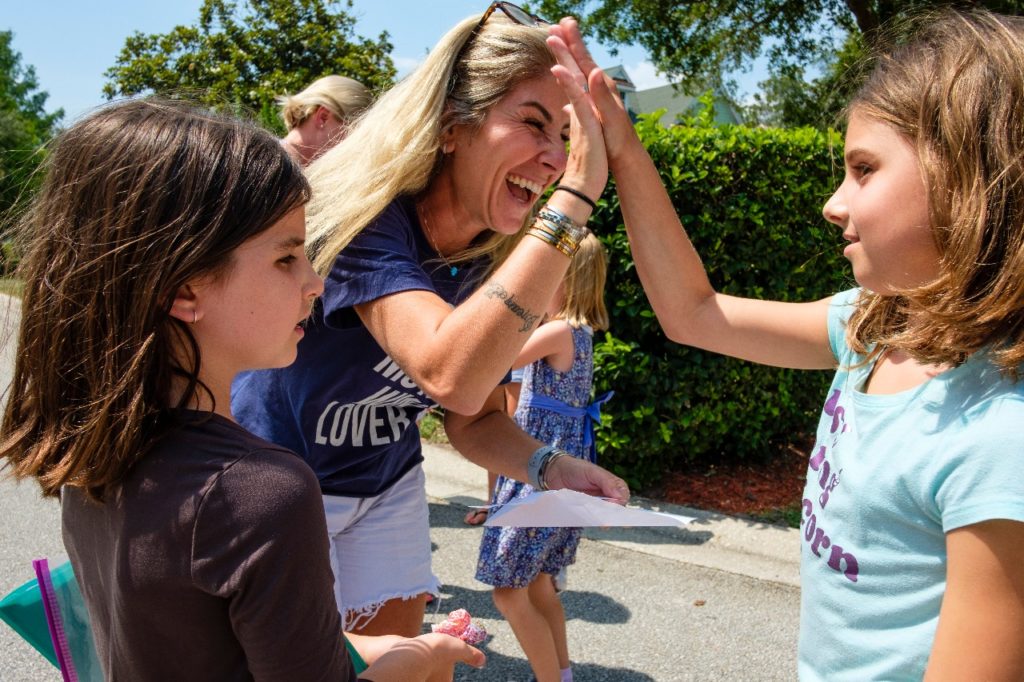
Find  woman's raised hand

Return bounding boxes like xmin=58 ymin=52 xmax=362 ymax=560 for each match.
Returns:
xmin=547 ymin=18 xmax=639 ymax=165
xmin=545 ymin=19 xmax=608 ymax=218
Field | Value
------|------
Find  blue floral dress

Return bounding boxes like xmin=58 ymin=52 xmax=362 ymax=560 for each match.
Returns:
xmin=475 ymin=324 xmax=593 ymax=588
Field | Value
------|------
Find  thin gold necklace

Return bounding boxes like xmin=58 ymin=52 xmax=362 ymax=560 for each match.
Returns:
xmin=417 ymin=201 xmax=459 ymax=277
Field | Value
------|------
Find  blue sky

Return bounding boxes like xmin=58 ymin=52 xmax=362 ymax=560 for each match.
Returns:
xmin=5 ymin=1 xmax=764 ymax=123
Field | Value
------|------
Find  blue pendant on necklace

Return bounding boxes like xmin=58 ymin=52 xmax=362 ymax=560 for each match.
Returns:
xmin=449 ymin=265 xmax=458 ymax=277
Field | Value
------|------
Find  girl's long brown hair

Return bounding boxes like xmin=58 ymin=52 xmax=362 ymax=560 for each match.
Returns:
xmin=845 ymin=10 xmax=1024 ymax=376
xmin=0 ymin=99 xmax=309 ymax=500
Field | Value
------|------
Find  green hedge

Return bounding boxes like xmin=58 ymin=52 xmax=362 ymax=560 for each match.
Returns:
xmin=592 ymin=109 xmax=851 ymax=489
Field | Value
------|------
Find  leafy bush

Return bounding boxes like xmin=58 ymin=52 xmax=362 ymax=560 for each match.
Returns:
xmin=592 ymin=109 xmax=851 ymax=489
xmin=0 ymin=239 xmax=18 ymax=275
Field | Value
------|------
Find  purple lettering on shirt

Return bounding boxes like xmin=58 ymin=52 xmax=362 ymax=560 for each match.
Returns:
xmin=823 ymin=389 xmax=841 ymax=416
xmin=808 ymin=446 xmax=827 ymax=471
xmin=828 ymin=545 xmax=859 ymax=582
xmin=830 ymin=406 xmax=845 ymax=434
xmin=804 ymin=512 xmax=817 ymax=542
xmin=808 ymin=525 xmax=831 ymax=557
xmin=817 ymin=459 xmax=831 ymax=489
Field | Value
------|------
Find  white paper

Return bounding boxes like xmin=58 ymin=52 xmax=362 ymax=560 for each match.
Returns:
xmin=481 ymin=489 xmax=694 ymax=528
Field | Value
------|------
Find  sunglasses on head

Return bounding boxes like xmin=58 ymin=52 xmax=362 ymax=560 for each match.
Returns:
xmin=462 ymin=2 xmax=551 ymax=56
xmin=477 ymin=1 xmax=549 ymax=29
xmin=449 ymin=2 xmax=552 ymax=92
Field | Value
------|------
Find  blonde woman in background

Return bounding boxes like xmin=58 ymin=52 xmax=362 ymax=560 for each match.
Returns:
xmin=233 ymin=3 xmax=629 ymax=639
xmin=278 ymin=75 xmax=371 ymax=166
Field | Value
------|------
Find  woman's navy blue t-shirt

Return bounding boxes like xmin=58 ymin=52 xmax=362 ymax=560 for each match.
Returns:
xmin=232 ymin=197 xmax=480 ymax=497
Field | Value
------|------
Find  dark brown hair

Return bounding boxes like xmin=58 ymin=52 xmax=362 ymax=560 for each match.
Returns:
xmin=845 ymin=10 xmax=1024 ymax=375
xmin=0 ymin=98 xmax=309 ymax=500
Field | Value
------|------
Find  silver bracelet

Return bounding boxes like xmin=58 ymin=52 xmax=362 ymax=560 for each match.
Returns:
xmin=538 ymin=449 xmax=571 ymax=491
xmin=527 ymin=445 xmax=556 ymax=489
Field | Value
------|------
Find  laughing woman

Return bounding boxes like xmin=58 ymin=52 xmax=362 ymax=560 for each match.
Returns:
xmin=232 ymin=3 xmax=629 ymax=639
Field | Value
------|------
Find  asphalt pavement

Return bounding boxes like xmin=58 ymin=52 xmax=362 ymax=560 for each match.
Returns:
xmin=0 ymin=294 xmax=802 ymax=681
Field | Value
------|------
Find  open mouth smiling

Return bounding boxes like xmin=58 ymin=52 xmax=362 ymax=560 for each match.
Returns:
xmin=507 ymin=173 xmax=542 ymax=204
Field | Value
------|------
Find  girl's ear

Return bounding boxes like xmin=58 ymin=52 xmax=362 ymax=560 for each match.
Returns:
xmin=169 ymin=284 xmax=201 ymax=325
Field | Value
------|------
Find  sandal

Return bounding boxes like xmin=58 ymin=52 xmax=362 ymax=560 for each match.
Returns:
xmin=463 ymin=508 xmax=489 ymax=526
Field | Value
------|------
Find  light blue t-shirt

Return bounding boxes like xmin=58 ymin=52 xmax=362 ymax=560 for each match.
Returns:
xmin=798 ymin=288 xmax=1024 ymax=681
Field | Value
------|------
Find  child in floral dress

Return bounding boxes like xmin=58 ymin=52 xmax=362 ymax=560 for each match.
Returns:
xmin=475 ymin=233 xmax=610 ymax=682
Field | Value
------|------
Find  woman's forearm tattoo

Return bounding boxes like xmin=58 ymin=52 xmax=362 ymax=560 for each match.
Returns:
xmin=484 ymin=282 xmax=540 ymax=332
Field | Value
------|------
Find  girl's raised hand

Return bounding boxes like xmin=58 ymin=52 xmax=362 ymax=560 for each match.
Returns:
xmin=547 ymin=18 xmax=638 ymax=164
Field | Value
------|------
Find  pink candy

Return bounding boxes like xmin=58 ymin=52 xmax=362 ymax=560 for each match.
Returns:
xmin=461 ymin=623 xmax=487 ymax=645
xmin=431 ymin=608 xmax=488 ymax=644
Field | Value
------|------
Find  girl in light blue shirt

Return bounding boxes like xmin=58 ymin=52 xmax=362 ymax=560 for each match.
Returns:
xmin=550 ymin=9 xmax=1024 ymax=680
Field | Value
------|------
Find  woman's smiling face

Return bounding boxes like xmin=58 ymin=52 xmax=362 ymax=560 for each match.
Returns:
xmin=441 ymin=73 xmax=570 ymax=236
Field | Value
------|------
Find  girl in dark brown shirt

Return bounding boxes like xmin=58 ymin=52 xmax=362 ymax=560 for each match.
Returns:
xmin=0 ymin=98 xmax=484 ymax=682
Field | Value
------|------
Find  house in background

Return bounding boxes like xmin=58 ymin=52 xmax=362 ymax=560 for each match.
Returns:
xmin=603 ymin=65 xmax=742 ymax=126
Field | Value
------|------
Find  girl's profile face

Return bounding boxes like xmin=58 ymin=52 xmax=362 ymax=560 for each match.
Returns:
xmin=190 ymin=207 xmax=324 ymax=381
xmin=822 ymin=110 xmax=940 ymax=295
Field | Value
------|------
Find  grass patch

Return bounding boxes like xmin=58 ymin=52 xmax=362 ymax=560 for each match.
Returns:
xmin=747 ymin=502 xmax=803 ymax=529
xmin=419 ymin=410 xmax=448 ymax=445
xmin=0 ymin=278 xmax=23 ymax=297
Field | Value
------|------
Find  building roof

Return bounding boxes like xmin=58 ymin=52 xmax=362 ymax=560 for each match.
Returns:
xmin=604 ymin=67 xmax=742 ymax=126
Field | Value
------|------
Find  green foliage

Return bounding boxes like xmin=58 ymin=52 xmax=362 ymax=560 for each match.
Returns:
xmin=418 ymin=410 xmax=449 ymax=445
xmin=744 ymin=31 xmax=872 ymax=130
xmin=590 ymin=110 xmax=850 ymax=490
xmin=103 ymin=0 xmax=396 ymax=132
xmin=539 ymin=0 xmax=1024 ymax=128
xmin=0 ymin=30 xmax=62 ymax=222
xmin=537 ymin=0 xmax=860 ymax=95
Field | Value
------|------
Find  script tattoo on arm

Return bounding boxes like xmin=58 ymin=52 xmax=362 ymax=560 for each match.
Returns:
xmin=484 ymin=282 xmax=540 ymax=332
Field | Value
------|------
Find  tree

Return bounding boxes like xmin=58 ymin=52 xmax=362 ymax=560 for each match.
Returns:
xmin=0 ymin=30 xmax=63 ymax=233
xmin=103 ymin=0 xmax=396 ymax=132
xmin=744 ymin=31 xmax=867 ymax=128
xmin=538 ymin=0 xmax=1024 ymax=126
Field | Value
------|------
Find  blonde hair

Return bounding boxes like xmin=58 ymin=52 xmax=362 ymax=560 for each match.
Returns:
xmin=844 ymin=9 xmax=1024 ymax=376
xmin=305 ymin=14 xmax=554 ymax=274
xmin=277 ymin=75 xmax=371 ymax=130
xmin=559 ymin=232 xmax=609 ymax=331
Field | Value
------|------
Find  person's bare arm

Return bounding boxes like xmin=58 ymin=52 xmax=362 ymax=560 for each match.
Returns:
xmin=548 ymin=19 xmax=836 ymax=371
xmin=348 ymin=631 xmax=485 ymax=682
xmin=356 ymin=237 xmax=572 ymax=415
xmin=444 ymin=385 xmax=629 ymax=503
xmin=511 ymin=320 xmax=575 ymax=372
xmin=924 ymin=520 xmax=1024 ymax=680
